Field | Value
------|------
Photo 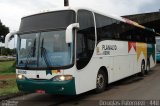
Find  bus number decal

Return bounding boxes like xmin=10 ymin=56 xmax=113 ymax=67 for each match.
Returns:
xmin=18 ymin=70 xmax=27 ymax=74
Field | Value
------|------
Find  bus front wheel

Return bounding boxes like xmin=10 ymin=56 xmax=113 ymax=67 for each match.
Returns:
xmin=95 ymin=70 xmax=107 ymax=93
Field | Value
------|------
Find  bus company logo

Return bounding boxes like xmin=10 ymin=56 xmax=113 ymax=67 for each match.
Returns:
xmin=101 ymin=45 xmax=117 ymax=55
xmin=96 ymin=47 xmax=100 ymax=53
xmin=46 ymin=70 xmax=60 ymax=75
xmin=128 ymin=42 xmax=147 ymax=61
xmin=102 ymin=45 xmax=117 ymax=51
xmin=128 ymin=42 xmax=136 ymax=53
xmin=46 ymin=70 xmax=52 ymax=75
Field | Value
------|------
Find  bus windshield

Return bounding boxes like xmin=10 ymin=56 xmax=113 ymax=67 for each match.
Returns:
xmin=17 ymin=30 xmax=74 ymax=69
xmin=17 ymin=10 xmax=75 ymax=69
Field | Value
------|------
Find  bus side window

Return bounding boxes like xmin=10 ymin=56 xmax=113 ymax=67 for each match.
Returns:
xmin=76 ymin=10 xmax=95 ymax=70
xmin=142 ymin=29 xmax=155 ymax=44
xmin=111 ymin=21 xmax=133 ymax=41
xmin=95 ymin=13 xmax=116 ymax=42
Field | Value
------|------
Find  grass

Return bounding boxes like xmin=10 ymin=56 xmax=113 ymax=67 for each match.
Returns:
xmin=0 ymin=60 xmax=18 ymax=96
xmin=0 ymin=61 xmax=16 ymax=74
xmin=0 ymin=78 xmax=19 ymax=96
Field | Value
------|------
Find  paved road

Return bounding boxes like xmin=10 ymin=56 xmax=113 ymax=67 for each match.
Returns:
xmin=1 ymin=64 xmax=160 ymax=106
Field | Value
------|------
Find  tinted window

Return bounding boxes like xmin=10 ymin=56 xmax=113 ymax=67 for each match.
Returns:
xmin=95 ymin=13 xmax=134 ymax=42
xmin=19 ymin=10 xmax=75 ymax=33
xmin=95 ymin=13 xmax=118 ymax=41
xmin=145 ymin=30 xmax=155 ymax=43
xmin=130 ymin=27 xmax=155 ymax=43
xmin=95 ymin=13 xmax=155 ymax=43
xmin=117 ymin=22 xmax=133 ymax=41
xmin=76 ymin=10 xmax=95 ymax=70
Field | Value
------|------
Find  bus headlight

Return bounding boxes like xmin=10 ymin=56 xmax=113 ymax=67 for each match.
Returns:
xmin=52 ymin=75 xmax=73 ymax=81
xmin=16 ymin=74 xmax=25 ymax=80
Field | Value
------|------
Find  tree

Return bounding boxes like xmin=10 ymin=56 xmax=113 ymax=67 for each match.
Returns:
xmin=0 ymin=20 xmax=9 ymax=43
xmin=0 ymin=47 xmax=14 ymax=56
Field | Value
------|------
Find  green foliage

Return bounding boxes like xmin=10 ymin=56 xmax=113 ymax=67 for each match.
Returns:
xmin=0 ymin=61 xmax=16 ymax=74
xmin=0 ymin=47 xmax=16 ymax=56
xmin=0 ymin=78 xmax=18 ymax=96
xmin=0 ymin=20 xmax=9 ymax=43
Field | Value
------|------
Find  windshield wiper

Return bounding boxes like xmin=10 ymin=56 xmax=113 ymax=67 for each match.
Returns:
xmin=40 ymin=38 xmax=51 ymax=67
xmin=25 ymin=38 xmax=36 ymax=68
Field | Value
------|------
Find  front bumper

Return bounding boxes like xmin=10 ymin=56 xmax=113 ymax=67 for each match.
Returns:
xmin=16 ymin=78 xmax=76 ymax=95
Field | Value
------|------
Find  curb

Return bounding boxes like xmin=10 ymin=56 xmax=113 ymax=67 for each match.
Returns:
xmin=0 ymin=92 xmax=30 ymax=102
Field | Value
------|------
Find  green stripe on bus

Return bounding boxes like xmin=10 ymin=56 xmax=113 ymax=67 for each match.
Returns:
xmin=16 ymin=78 xmax=76 ymax=95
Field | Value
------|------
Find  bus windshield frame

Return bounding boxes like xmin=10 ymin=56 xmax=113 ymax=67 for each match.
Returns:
xmin=16 ymin=10 xmax=76 ymax=70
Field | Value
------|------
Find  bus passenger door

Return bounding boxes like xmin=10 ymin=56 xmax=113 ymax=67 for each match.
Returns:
xmin=75 ymin=10 xmax=97 ymax=94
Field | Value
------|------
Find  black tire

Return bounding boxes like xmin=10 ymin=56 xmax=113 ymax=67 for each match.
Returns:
xmin=95 ymin=70 xmax=107 ymax=93
xmin=139 ymin=60 xmax=145 ymax=77
xmin=145 ymin=59 xmax=150 ymax=75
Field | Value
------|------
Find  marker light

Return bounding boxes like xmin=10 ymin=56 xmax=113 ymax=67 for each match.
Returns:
xmin=52 ymin=75 xmax=73 ymax=81
xmin=17 ymin=74 xmax=25 ymax=80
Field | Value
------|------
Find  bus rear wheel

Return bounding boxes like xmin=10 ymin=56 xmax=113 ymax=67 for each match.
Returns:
xmin=139 ymin=60 xmax=145 ymax=77
xmin=145 ymin=60 xmax=150 ymax=75
xmin=95 ymin=70 xmax=107 ymax=93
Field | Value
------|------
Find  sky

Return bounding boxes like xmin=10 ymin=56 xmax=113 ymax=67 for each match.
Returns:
xmin=0 ymin=0 xmax=160 ymax=48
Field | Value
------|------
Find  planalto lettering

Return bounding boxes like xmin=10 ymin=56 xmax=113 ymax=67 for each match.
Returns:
xmin=102 ymin=45 xmax=117 ymax=50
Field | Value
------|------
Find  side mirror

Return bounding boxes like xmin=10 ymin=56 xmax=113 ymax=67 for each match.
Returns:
xmin=5 ymin=31 xmax=17 ymax=48
xmin=66 ymin=23 xmax=79 ymax=43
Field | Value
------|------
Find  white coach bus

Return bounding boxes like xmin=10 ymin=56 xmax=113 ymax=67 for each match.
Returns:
xmin=5 ymin=7 xmax=157 ymax=95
